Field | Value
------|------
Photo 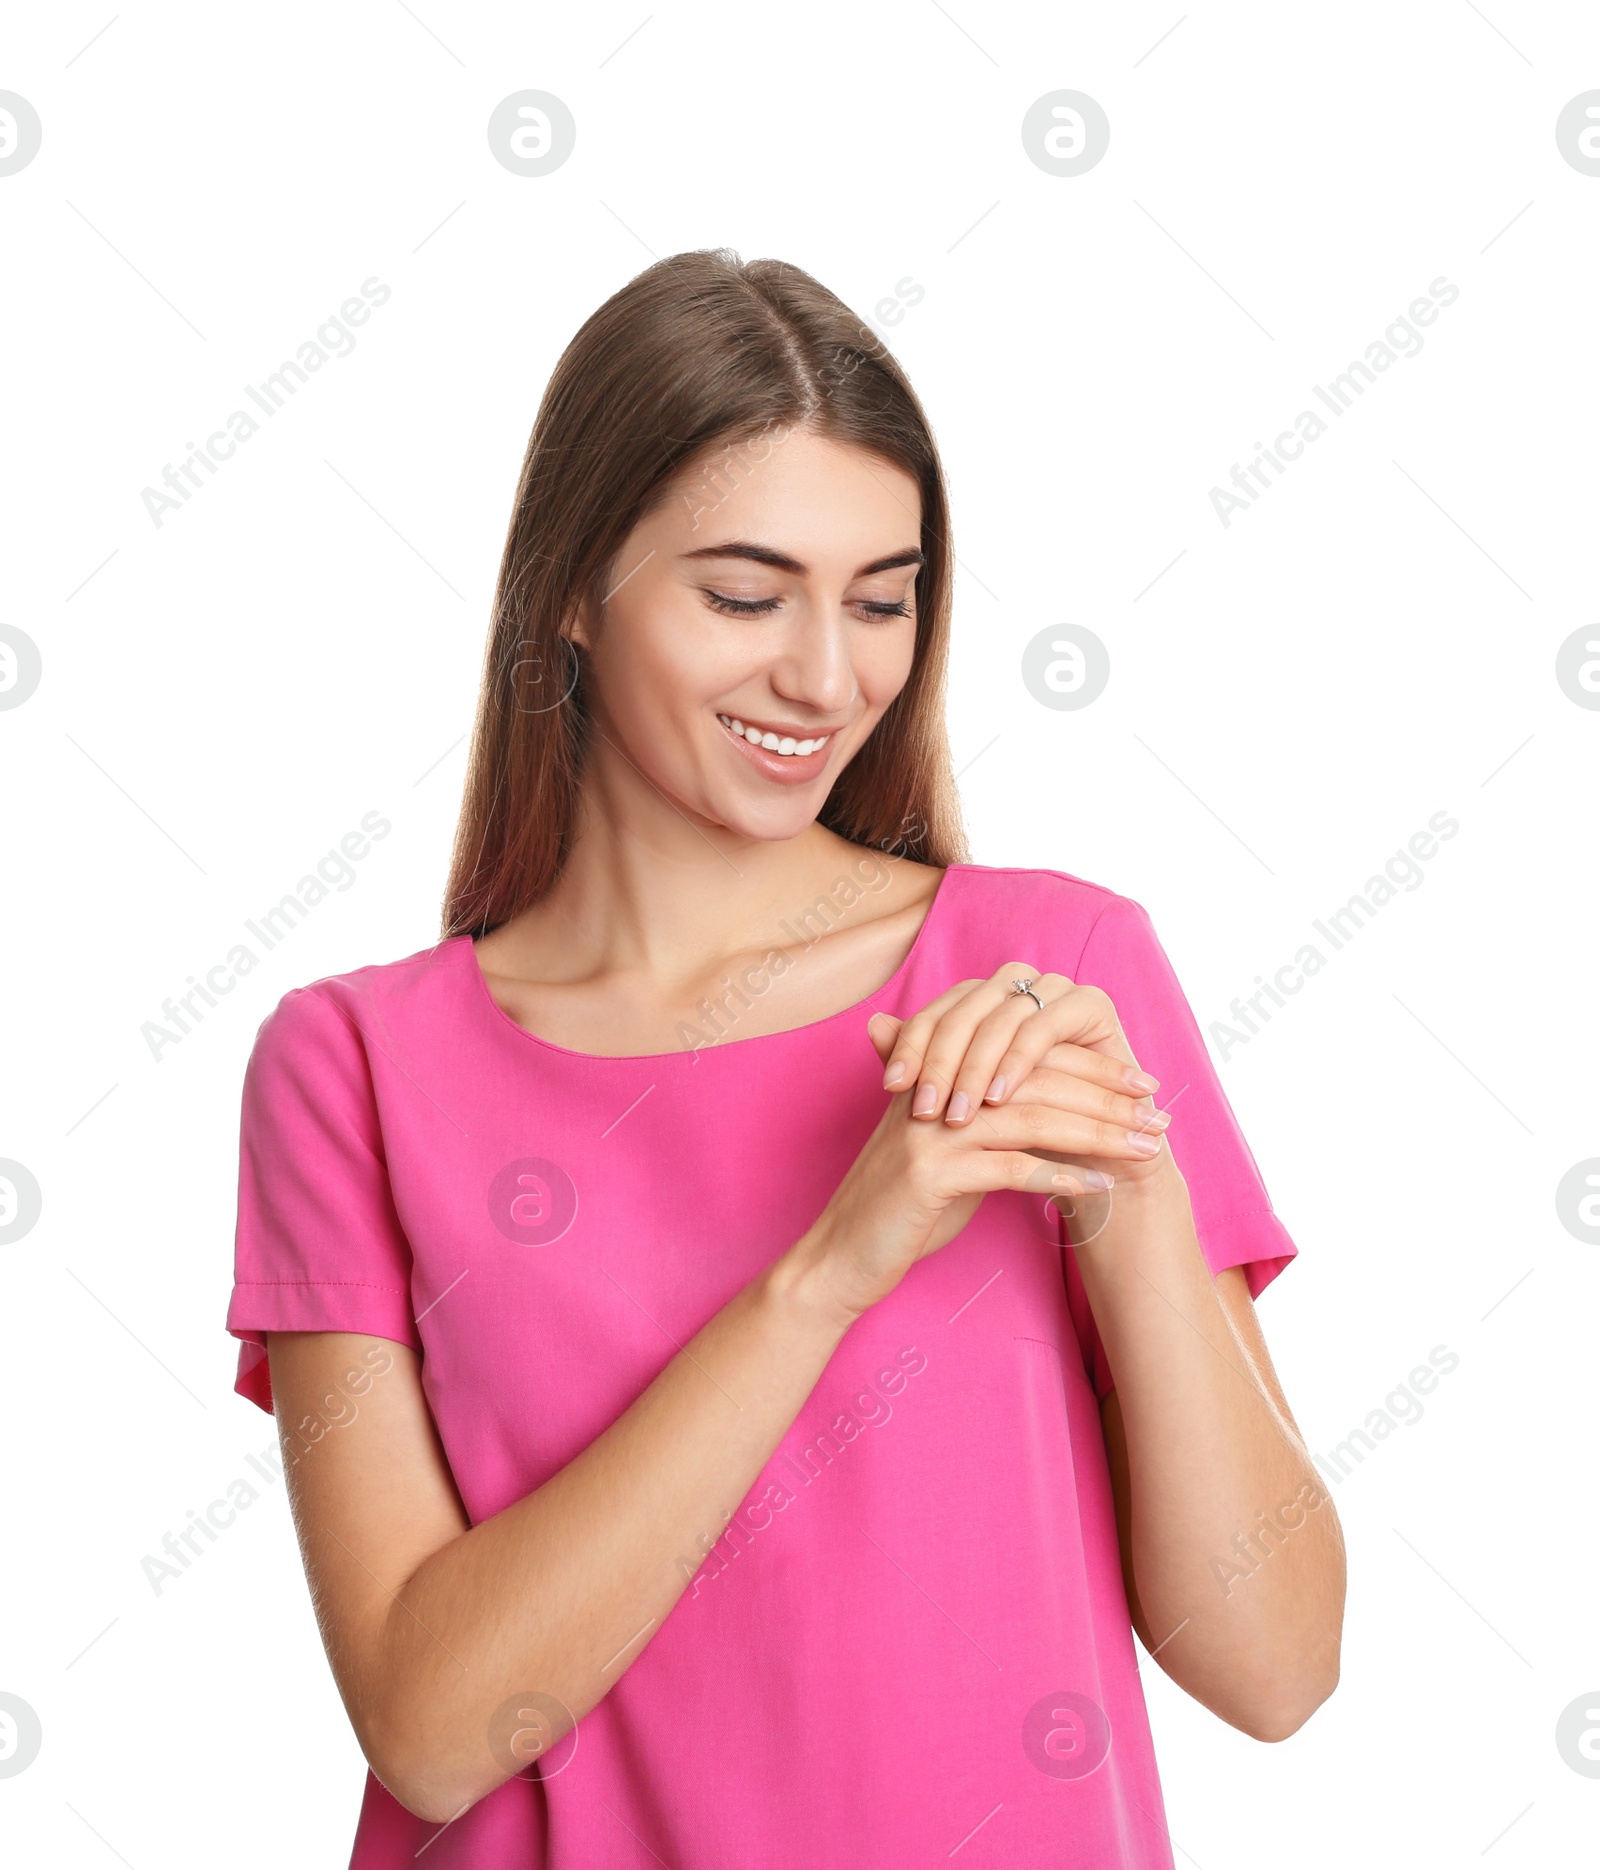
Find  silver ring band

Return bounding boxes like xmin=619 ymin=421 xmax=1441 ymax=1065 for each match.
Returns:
xmin=1010 ymin=977 xmax=1045 ymax=1012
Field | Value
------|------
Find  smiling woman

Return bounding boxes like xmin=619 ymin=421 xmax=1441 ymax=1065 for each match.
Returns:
xmin=225 ymin=245 xmax=1341 ymax=1868
xmin=440 ymin=251 xmax=965 ymax=941
xmin=544 ymin=428 xmax=929 ymax=828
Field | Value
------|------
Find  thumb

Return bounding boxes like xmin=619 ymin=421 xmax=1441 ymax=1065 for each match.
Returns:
xmin=865 ymin=1009 xmax=903 ymax=1066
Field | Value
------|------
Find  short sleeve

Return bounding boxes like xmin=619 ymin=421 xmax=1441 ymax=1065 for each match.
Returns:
xmin=225 ymin=985 xmax=422 ymax=1414
xmin=1058 ymin=892 xmax=1298 ymax=1403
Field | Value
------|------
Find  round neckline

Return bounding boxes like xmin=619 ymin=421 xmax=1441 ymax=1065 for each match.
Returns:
xmin=458 ymin=863 xmax=962 ymax=1063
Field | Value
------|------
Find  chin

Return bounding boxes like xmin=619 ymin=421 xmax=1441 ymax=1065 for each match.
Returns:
xmin=703 ymin=790 xmax=824 ymax=843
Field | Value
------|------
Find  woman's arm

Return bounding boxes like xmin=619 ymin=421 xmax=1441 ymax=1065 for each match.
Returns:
xmin=267 ymin=1250 xmax=852 ymax=1827
xmin=870 ymin=952 xmax=1346 ymax=1739
xmin=267 ymin=976 xmax=1180 ymax=1827
xmin=1081 ymin=1172 xmax=1345 ymax=1739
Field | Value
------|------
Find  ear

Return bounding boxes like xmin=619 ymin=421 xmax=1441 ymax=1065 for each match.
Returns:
xmin=865 ymin=1010 xmax=903 ymax=1065
xmin=562 ymin=605 xmax=591 ymax=652
xmin=562 ymin=581 xmax=602 ymax=652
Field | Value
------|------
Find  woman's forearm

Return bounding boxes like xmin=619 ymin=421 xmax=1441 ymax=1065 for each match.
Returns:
xmin=377 ymin=1243 xmax=851 ymax=1822
xmin=1066 ymin=1169 xmax=1344 ymax=1738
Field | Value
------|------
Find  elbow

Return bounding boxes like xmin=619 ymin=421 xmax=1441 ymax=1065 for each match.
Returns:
xmin=408 ymin=1789 xmax=478 ymax=1829
xmin=1233 ymin=1658 xmax=1341 ymax=1743
xmin=389 ymin=1787 xmax=459 ymax=1829
xmin=372 ymin=1752 xmax=480 ymax=1829
xmin=368 ymin=1701 xmax=581 ymax=1827
xmin=363 ymin=1718 xmax=484 ymax=1829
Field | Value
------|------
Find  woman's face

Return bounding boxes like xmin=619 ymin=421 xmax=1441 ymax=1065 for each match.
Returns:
xmin=569 ymin=425 xmax=924 ymax=843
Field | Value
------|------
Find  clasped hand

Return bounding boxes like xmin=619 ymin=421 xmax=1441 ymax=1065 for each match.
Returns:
xmin=798 ymin=962 xmax=1179 ymax=1326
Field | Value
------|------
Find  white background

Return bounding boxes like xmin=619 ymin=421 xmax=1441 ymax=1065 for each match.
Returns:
xmin=2 ymin=2 xmax=1597 ymax=1863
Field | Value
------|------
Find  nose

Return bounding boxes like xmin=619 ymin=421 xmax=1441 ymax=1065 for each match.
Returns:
xmin=766 ymin=607 xmax=858 ymax=718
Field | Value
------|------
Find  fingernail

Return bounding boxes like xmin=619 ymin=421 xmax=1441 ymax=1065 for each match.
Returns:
xmin=884 ymin=1061 xmax=906 ymax=1088
xmin=984 ymin=1075 xmax=1006 ymax=1103
xmin=1127 ymin=1130 xmax=1161 ymax=1154
xmin=1084 ymin=1170 xmax=1115 ymax=1191
xmin=912 ymin=1083 xmax=938 ymax=1116
xmin=945 ymin=1091 xmax=970 ymax=1124
xmin=1125 ymin=1070 xmax=1159 ymax=1093
xmin=1139 ymin=1108 xmax=1171 ymax=1132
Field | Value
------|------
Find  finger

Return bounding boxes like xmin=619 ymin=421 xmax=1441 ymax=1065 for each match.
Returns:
xmin=929 ymin=1145 xmax=1113 ymax=1203
xmin=1030 ymin=1040 xmax=1162 ymax=1125
xmin=866 ymin=1010 xmax=903 ymax=1067
xmin=967 ymin=1098 xmax=1171 ymax=1167
xmin=982 ymin=983 xmax=1147 ymax=1112
xmin=996 ymin=1062 xmax=1171 ymax=1141
xmin=910 ymin=963 xmax=1048 ymax=1120
xmin=881 ymin=979 xmax=987 ymax=1091
xmin=1038 ymin=1037 xmax=1159 ymax=1099
xmin=939 ymin=970 xmax=1079 ymax=1125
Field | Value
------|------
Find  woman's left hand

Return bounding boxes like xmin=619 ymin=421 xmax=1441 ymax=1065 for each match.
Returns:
xmin=866 ymin=963 xmax=1178 ymax=1196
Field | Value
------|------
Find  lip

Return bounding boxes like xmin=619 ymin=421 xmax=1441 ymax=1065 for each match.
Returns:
xmin=716 ymin=712 xmax=839 ymax=786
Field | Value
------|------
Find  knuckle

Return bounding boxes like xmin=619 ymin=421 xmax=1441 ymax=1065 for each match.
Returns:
xmin=902 ymin=1145 xmax=939 ymax=1192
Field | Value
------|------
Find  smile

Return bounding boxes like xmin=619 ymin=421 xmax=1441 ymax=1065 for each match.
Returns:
xmin=715 ymin=712 xmax=838 ymax=785
xmin=717 ymin=713 xmax=833 ymax=757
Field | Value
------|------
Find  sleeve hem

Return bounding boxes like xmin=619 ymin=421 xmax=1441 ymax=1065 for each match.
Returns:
xmin=1190 ymin=1203 xmax=1298 ymax=1301
xmin=226 ymin=1278 xmax=422 ymax=1415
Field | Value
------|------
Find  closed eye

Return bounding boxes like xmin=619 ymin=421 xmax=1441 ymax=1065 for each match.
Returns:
xmin=703 ymin=590 xmax=912 ymax=620
xmin=703 ymin=590 xmax=779 ymax=616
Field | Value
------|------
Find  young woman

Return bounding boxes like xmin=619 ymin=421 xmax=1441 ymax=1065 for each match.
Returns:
xmin=227 ymin=248 xmax=1344 ymax=1868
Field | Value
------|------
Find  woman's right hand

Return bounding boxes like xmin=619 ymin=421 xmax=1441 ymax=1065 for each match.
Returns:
xmin=783 ymin=975 xmax=1172 ymax=1329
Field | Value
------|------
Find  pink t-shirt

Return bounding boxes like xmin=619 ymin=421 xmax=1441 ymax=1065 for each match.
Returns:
xmin=226 ymin=862 xmax=1297 ymax=1868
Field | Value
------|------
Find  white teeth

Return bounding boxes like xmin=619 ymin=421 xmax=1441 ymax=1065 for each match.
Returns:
xmin=718 ymin=714 xmax=829 ymax=758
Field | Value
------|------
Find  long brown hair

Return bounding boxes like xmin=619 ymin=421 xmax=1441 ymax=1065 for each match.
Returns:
xmin=440 ymin=246 xmax=969 ymax=940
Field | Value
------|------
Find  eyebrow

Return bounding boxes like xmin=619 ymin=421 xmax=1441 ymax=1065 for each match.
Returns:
xmin=677 ymin=540 xmax=925 ymax=578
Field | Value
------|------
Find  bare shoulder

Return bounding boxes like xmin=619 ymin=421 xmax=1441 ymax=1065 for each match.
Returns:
xmin=812 ymin=831 xmax=944 ymax=922
xmin=469 ymin=916 xmax=525 ymax=982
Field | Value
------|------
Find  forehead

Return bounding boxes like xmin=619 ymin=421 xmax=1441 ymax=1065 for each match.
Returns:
xmin=657 ymin=427 xmax=921 ymax=554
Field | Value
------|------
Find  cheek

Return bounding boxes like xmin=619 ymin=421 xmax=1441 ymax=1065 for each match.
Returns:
xmin=596 ymin=594 xmax=717 ymax=709
xmin=855 ymin=624 xmax=918 ymax=704
xmin=591 ymin=594 xmax=754 ymax=755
